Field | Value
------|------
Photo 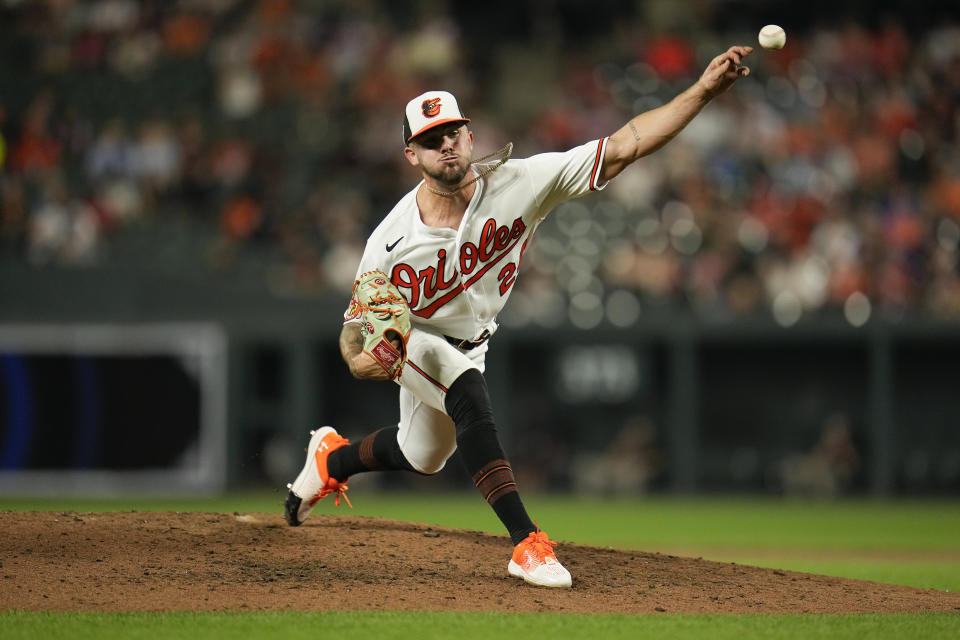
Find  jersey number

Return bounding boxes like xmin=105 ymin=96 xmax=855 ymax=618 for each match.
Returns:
xmin=497 ymin=263 xmax=517 ymax=296
xmin=497 ymin=240 xmax=528 ymax=296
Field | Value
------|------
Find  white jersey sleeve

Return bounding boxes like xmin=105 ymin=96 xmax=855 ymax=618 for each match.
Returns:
xmin=521 ymin=138 xmax=609 ymax=219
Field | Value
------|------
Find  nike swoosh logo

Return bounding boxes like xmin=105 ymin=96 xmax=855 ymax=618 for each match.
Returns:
xmin=386 ymin=237 xmax=404 ymax=252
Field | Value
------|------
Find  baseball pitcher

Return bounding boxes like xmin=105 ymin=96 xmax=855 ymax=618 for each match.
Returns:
xmin=285 ymin=45 xmax=753 ymax=587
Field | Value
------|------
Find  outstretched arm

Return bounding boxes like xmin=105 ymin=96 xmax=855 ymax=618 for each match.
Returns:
xmin=600 ymin=45 xmax=753 ymax=183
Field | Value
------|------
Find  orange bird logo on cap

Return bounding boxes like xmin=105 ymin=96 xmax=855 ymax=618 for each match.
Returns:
xmin=422 ymin=98 xmax=442 ymax=117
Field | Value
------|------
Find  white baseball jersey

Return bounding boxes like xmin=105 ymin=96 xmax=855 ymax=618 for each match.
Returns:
xmin=347 ymin=138 xmax=609 ymax=341
xmin=344 ymin=137 xmax=609 ymax=474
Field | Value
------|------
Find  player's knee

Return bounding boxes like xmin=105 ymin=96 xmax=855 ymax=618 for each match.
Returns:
xmin=410 ymin=458 xmax=446 ymax=475
xmin=399 ymin=434 xmax=457 ymax=475
xmin=445 ymin=369 xmax=499 ymax=457
xmin=445 ymin=368 xmax=495 ymax=436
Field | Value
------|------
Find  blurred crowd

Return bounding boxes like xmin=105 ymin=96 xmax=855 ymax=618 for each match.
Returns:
xmin=2 ymin=0 xmax=960 ymax=325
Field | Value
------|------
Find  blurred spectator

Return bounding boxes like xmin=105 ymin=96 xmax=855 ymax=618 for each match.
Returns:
xmin=85 ymin=119 xmax=134 ymax=180
xmin=162 ymin=10 xmax=210 ymax=57
xmin=1 ymin=1 xmax=959 ymax=317
xmin=10 ymin=91 xmax=61 ymax=175
xmin=27 ymin=173 xmax=102 ymax=266
xmin=220 ymin=193 xmax=262 ymax=242
xmin=131 ymin=118 xmax=181 ymax=198
xmin=643 ymin=34 xmax=697 ymax=81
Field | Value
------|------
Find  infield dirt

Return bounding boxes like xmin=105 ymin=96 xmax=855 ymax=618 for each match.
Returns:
xmin=2 ymin=511 xmax=959 ymax=615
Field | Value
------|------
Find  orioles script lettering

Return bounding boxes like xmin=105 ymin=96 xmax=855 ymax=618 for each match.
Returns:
xmin=391 ymin=217 xmax=527 ymax=317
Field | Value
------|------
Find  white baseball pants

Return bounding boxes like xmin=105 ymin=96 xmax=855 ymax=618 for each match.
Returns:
xmin=393 ymin=327 xmax=488 ymax=474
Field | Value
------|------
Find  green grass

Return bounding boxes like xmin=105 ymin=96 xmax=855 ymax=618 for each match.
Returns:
xmin=3 ymin=493 xmax=959 ymax=638
xmin=2 ymin=611 xmax=959 ymax=640
xmin=5 ymin=492 xmax=959 ymax=551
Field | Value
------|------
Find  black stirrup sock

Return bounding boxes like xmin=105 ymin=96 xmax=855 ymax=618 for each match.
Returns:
xmin=327 ymin=426 xmax=416 ymax=482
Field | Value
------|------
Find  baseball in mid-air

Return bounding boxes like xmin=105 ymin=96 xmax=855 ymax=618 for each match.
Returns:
xmin=758 ymin=24 xmax=786 ymax=50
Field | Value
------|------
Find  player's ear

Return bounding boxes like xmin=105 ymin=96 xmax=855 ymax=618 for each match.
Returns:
xmin=403 ymin=145 xmax=420 ymax=167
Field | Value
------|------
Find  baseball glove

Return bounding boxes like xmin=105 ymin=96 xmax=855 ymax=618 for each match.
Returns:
xmin=347 ymin=270 xmax=412 ymax=380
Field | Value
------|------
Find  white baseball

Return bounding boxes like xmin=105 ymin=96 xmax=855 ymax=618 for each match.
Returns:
xmin=758 ymin=24 xmax=786 ymax=50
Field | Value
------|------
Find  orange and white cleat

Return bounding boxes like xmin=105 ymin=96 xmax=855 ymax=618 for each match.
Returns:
xmin=284 ymin=426 xmax=352 ymax=526
xmin=508 ymin=529 xmax=572 ymax=588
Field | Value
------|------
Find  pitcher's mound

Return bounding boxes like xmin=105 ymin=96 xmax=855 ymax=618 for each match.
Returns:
xmin=2 ymin=511 xmax=959 ymax=614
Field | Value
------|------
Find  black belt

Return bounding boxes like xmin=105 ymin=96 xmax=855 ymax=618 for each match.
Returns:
xmin=444 ymin=330 xmax=490 ymax=351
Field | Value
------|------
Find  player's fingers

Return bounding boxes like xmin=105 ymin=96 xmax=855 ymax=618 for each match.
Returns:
xmin=738 ymin=65 xmax=750 ymax=77
xmin=724 ymin=54 xmax=747 ymax=73
xmin=712 ymin=46 xmax=750 ymax=67
xmin=716 ymin=46 xmax=752 ymax=72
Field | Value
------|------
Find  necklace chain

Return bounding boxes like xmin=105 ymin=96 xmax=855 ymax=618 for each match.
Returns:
xmin=425 ymin=142 xmax=514 ymax=197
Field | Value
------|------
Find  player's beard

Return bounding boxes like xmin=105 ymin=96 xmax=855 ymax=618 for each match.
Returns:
xmin=423 ymin=155 xmax=472 ymax=189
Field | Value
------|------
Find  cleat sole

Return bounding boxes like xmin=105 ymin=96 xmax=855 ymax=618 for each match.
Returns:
xmin=507 ymin=560 xmax=572 ymax=588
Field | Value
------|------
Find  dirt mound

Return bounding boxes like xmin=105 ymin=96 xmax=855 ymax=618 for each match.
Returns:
xmin=2 ymin=511 xmax=959 ymax=615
